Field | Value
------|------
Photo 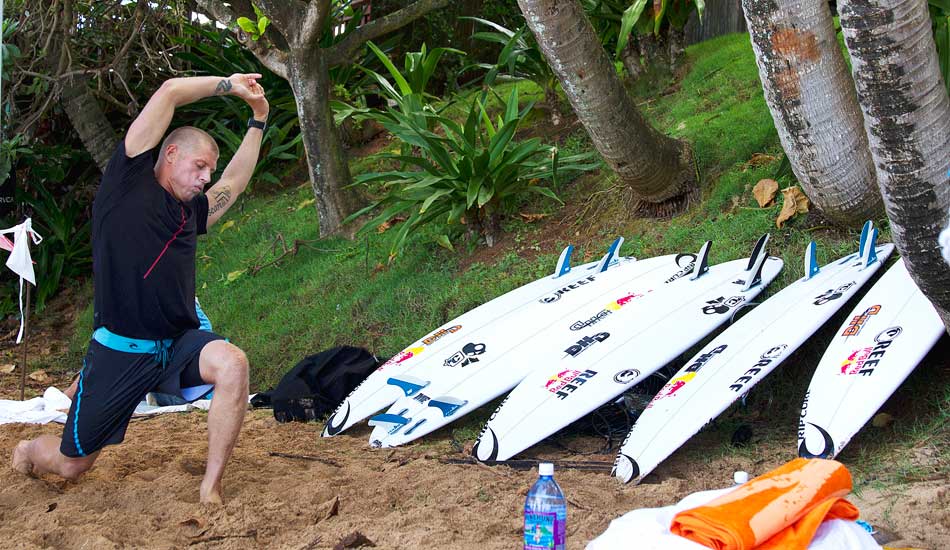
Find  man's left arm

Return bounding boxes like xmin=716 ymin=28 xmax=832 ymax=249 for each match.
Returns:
xmin=206 ymin=93 xmax=269 ymax=228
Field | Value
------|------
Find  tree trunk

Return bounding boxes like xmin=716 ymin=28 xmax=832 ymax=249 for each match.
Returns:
xmin=60 ymin=74 xmax=118 ymax=172
xmin=838 ymin=0 xmax=950 ymax=330
xmin=742 ymin=0 xmax=882 ymax=226
xmin=288 ymin=52 xmax=363 ymax=236
xmin=669 ymin=27 xmax=686 ymax=71
xmin=517 ymin=0 xmax=697 ymax=206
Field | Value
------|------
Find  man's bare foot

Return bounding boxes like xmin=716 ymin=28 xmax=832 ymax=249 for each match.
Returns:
xmin=12 ymin=441 xmax=35 ymax=476
xmin=199 ymin=480 xmax=223 ymax=505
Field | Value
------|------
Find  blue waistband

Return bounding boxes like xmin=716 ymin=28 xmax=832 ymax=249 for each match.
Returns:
xmin=92 ymin=327 xmax=174 ymax=369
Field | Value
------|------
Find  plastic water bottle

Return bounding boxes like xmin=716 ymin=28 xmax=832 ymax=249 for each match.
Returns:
xmin=524 ymin=462 xmax=567 ymax=550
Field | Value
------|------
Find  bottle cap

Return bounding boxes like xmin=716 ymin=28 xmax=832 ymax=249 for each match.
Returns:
xmin=539 ymin=462 xmax=554 ymax=476
xmin=734 ymin=471 xmax=749 ymax=484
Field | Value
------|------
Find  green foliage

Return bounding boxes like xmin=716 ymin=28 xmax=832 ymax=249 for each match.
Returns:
xmin=174 ymin=23 xmax=301 ymax=188
xmin=580 ymin=0 xmax=704 ymax=58
xmin=346 ymin=87 xmax=599 ymax=255
xmin=930 ymin=0 xmax=950 ymax=94
xmin=461 ymin=18 xmax=558 ymax=101
xmin=1 ymin=19 xmax=21 ymax=82
xmin=236 ymin=5 xmax=271 ymax=41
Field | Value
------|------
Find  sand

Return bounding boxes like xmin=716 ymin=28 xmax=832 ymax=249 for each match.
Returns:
xmin=1 ymin=405 xmax=947 ymax=550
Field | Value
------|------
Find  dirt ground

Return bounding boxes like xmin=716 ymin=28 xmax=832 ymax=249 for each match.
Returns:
xmin=0 ymin=397 xmax=947 ymax=550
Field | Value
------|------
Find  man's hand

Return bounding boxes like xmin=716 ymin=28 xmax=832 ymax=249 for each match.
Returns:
xmin=225 ymin=73 xmax=269 ymax=121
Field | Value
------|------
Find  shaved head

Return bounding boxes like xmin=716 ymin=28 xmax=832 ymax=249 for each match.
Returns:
xmin=159 ymin=126 xmax=219 ymax=160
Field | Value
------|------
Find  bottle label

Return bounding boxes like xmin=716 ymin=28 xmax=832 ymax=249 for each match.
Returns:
xmin=524 ymin=511 xmax=565 ymax=549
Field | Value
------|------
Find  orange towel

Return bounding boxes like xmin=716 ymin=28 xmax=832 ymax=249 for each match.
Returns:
xmin=670 ymin=458 xmax=860 ymax=550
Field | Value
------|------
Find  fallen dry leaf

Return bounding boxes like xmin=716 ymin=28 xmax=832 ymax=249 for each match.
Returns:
xmin=748 ymin=153 xmax=779 ymax=167
xmin=0 ymin=364 xmax=15 ymax=374
xmin=321 ymin=496 xmax=340 ymax=521
xmin=776 ymin=187 xmax=810 ymax=228
xmin=518 ymin=212 xmax=549 ymax=223
xmin=752 ymin=179 xmax=779 ymax=207
xmin=28 ymin=370 xmax=49 ymax=382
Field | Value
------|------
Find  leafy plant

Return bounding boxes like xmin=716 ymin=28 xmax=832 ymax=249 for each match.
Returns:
xmin=615 ymin=0 xmax=704 ymax=58
xmin=345 ymin=88 xmax=599 ymax=255
xmin=931 ymin=0 xmax=950 ymax=94
xmin=461 ymin=18 xmax=558 ymax=101
xmin=236 ymin=5 xmax=271 ymax=41
xmin=1 ymin=19 xmax=21 ymax=82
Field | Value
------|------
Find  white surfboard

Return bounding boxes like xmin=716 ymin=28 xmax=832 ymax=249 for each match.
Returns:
xmin=366 ymin=241 xmax=717 ymax=448
xmin=473 ymin=236 xmax=784 ymax=462
xmin=798 ymin=257 xmax=945 ymax=459
xmin=323 ymin=238 xmax=691 ymax=436
xmin=613 ymin=222 xmax=894 ymax=484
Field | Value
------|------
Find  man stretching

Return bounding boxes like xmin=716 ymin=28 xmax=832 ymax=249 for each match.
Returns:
xmin=12 ymin=73 xmax=269 ymax=504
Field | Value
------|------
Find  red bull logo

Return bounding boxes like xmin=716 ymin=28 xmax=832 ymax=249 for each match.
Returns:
xmin=648 ymin=373 xmax=697 ymax=408
xmin=379 ymin=346 xmax=425 ymax=370
xmin=840 ymin=347 xmax=872 ymax=375
xmin=839 ymin=326 xmax=901 ymax=376
xmin=546 ymin=369 xmax=580 ymax=392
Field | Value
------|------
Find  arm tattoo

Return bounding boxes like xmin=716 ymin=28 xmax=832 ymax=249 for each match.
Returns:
xmin=208 ymin=187 xmax=232 ymax=216
xmin=215 ymin=79 xmax=233 ymax=95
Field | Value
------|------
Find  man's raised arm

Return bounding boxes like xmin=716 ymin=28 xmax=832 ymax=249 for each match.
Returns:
xmin=205 ymin=79 xmax=270 ymax=228
xmin=125 ymin=74 xmax=263 ymax=157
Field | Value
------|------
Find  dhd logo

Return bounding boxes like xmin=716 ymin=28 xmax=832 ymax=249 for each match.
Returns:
xmin=564 ymin=332 xmax=610 ymax=358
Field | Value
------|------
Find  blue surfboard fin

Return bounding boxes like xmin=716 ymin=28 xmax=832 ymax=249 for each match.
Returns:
xmin=595 ymin=236 xmax=624 ymax=272
xmin=857 ymin=220 xmax=872 ymax=258
xmin=368 ymin=413 xmax=410 ymax=434
xmin=803 ymin=241 xmax=819 ymax=280
xmin=689 ymin=241 xmax=712 ymax=280
xmin=428 ymin=396 xmax=469 ymax=417
xmin=386 ymin=375 xmax=429 ymax=397
xmin=553 ymin=244 xmax=574 ymax=278
xmin=862 ymin=228 xmax=879 ymax=268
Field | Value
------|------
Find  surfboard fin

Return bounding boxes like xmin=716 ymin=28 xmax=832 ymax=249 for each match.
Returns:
xmin=803 ymin=241 xmax=819 ymax=280
xmin=368 ymin=413 xmax=410 ymax=434
xmin=595 ymin=236 xmax=624 ymax=272
xmin=689 ymin=241 xmax=711 ymax=280
xmin=428 ymin=396 xmax=469 ymax=417
xmin=857 ymin=220 xmax=872 ymax=258
xmin=553 ymin=244 xmax=574 ymax=278
xmin=386 ymin=375 xmax=429 ymax=397
xmin=861 ymin=228 xmax=879 ymax=269
xmin=742 ymin=234 xmax=770 ymax=292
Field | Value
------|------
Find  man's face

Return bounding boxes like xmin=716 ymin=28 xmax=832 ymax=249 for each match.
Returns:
xmin=165 ymin=142 xmax=218 ymax=202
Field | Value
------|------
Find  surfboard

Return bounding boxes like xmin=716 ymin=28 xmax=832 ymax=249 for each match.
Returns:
xmin=613 ymin=222 xmax=894 ymax=484
xmin=365 ymin=241 xmax=716 ymax=448
xmin=798 ymin=257 xmax=945 ymax=459
xmin=473 ymin=236 xmax=784 ymax=462
xmin=323 ymin=238 xmax=687 ymax=437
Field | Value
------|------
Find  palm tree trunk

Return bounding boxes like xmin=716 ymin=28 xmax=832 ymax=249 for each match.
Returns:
xmin=742 ymin=0 xmax=883 ymax=226
xmin=839 ymin=0 xmax=950 ymax=330
xmin=517 ymin=0 xmax=697 ymax=206
xmin=60 ymin=74 xmax=118 ymax=172
xmin=288 ymin=52 xmax=363 ymax=237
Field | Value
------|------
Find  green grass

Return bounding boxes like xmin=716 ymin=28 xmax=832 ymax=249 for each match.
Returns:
xmin=61 ymin=33 xmax=946 ymax=483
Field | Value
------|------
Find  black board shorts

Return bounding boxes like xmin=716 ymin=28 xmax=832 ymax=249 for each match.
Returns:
xmin=60 ymin=329 xmax=224 ymax=458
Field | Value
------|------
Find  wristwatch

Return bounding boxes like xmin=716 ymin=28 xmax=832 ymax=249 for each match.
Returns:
xmin=247 ymin=117 xmax=267 ymax=132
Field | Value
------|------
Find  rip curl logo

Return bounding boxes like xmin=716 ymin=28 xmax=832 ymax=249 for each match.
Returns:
xmin=538 ymin=275 xmax=597 ymax=304
xmin=839 ymin=326 xmax=901 ymax=376
xmin=813 ymin=282 xmax=856 ymax=306
xmin=443 ymin=342 xmax=486 ymax=367
xmin=797 ymin=390 xmax=810 ymax=441
xmin=702 ymin=296 xmax=746 ymax=315
xmin=564 ymin=332 xmax=610 ymax=358
xmin=649 ymin=345 xmax=727 ymax=407
xmin=841 ymin=305 xmax=881 ymax=336
xmin=422 ymin=325 xmax=462 ymax=345
xmin=569 ymin=292 xmax=645 ymax=331
xmin=728 ymin=344 xmax=788 ymax=392
xmin=544 ymin=369 xmax=597 ymax=400
xmin=664 ymin=253 xmax=697 ymax=283
xmin=613 ymin=369 xmax=641 ymax=384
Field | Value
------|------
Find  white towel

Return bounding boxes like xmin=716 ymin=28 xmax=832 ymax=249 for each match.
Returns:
xmin=0 ymin=387 xmax=71 ymax=425
xmin=586 ymin=486 xmax=881 ymax=550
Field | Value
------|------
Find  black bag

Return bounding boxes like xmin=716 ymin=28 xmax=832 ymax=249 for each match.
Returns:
xmin=265 ymin=346 xmax=378 ymax=423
